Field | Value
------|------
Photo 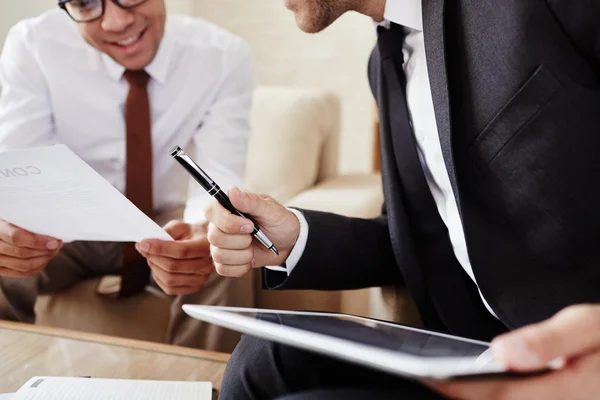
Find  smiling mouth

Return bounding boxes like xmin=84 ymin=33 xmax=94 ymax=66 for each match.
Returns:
xmin=110 ymin=27 xmax=148 ymax=47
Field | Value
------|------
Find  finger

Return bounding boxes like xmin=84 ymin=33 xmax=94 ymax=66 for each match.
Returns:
xmin=149 ymin=260 xmax=210 ymax=286
xmin=0 ymin=265 xmax=47 ymax=278
xmin=429 ymin=378 xmax=510 ymax=400
xmin=211 ymin=246 xmax=253 ymax=266
xmin=431 ymin=359 xmax=589 ymax=400
xmin=207 ymin=223 xmax=253 ymax=250
xmin=492 ymin=304 xmax=600 ymax=371
xmin=151 ymin=270 xmax=192 ymax=295
xmin=150 ymin=264 xmax=209 ymax=295
xmin=228 ymin=186 xmax=274 ymax=219
xmin=145 ymin=253 xmax=214 ymax=275
xmin=204 ymin=198 xmax=254 ymax=235
xmin=0 ymin=253 xmax=53 ymax=275
xmin=137 ymin=237 xmax=209 ymax=259
xmin=214 ymin=262 xmax=252 ymax=278
xmin=0 ymin=221 xmax=62 ymax=251
xmin=0 ymin=241 xmax=54 ymax=259
xmin=162 ymin=220 xmax=191 ymax=240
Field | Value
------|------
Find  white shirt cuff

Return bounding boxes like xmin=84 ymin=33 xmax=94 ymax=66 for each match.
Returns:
xmin=264 ymin=208 xmax=309 ymax=276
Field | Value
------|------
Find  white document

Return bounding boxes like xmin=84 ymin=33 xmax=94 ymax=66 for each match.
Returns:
xmin=0 ymin=394 xmax=14 ymax=399
xmin=12 ymin=377 xmax=212 ymax=400
xmin=0 ymin=145 xmax=172 ymax=242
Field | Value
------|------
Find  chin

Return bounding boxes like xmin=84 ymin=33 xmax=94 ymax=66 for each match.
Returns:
xmin=112 ymin=52 xmax=154 ymax=71
xmin=121 ymin=58 xmax=151 ymax=71
xmin=294 ymin=12 xmax=330 ymax=33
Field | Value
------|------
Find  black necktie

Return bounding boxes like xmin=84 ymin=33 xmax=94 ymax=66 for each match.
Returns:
xmin=377 ymin=23 xmax=407 ymax=80
xmin=375 ymin=23 xmax=448 ymax=332
xmin=377 ymin=23 xmax=438 ymax=229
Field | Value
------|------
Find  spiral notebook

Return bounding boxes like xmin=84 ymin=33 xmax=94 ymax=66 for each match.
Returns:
xmin=9 ymin=377 xmax=214 ymax=400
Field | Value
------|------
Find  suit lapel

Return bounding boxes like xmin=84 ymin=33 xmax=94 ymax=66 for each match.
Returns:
xmin=422 ymin=0 xmax=461 ymax=209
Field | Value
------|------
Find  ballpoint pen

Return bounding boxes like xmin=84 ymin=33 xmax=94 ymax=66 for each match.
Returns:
xmin=170 ymin=145 xmax=279 ymax=256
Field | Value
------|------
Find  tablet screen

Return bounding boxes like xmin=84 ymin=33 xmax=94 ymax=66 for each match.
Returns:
xmin=234 ymin=310 xmax=490 ymax=359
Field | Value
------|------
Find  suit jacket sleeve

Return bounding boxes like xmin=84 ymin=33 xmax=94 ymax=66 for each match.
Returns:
xmin=263 ymin=206 xmax=404 ymax=291
xmin=546 ymin=0 xmax=600 ymax=72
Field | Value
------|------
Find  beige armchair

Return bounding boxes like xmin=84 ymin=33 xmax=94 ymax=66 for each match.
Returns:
xmin=35 ymin=86 xmax=420 ymax=347
xmin=252 ymin=88 xmax=420 ymax=326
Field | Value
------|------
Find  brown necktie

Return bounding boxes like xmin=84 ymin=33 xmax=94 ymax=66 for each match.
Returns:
xmin=117 ymin=70 xmax=154 ymax=297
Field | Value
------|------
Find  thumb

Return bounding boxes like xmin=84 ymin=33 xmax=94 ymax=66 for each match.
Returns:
xmin=491 ymin=305 xmax=599 ymax=371
xmin=228 ymin=187 xmax=271 ymax=219
xmin=162 ymin=220 xmax=190 ymax=240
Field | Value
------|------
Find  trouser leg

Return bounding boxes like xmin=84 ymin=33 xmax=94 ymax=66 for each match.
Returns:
xmin=0 ymin=241 xmax=121 ymax=322
xmin=220 ymin=335 xmax=446 ymax=400
xmin=276 ymin=388 xmax=443 ymax=400
xmin=167 ymin=270 xmax=255 ymax=352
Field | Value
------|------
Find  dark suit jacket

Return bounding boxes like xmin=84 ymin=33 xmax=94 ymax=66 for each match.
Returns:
xmin=264 ymin=0 xmax=600 ymax=342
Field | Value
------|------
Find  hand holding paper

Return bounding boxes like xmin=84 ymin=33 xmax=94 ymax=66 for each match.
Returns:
xmin=137 ymin=220 xmax=214 ymax=295
xmin=0 ymin=145 xmax=172 ymax=243
xmin=0 ymin=218 xmax=63 ymax=277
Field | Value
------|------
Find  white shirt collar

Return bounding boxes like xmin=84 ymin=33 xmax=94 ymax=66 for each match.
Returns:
xmin=384 ymin=0 xmax=423 ymax=31
xmin=100 ymin=17 xmax=174 ymax=85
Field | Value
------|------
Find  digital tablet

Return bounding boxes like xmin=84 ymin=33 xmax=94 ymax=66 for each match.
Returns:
xmin=182 ymin=305 xmax=533 ymax=380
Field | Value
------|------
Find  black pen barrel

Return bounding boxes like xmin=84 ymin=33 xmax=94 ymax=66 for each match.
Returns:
xmin=170 ymin=146 xmax=262 ymax=238
xmin=173 ymin=156 xmax=213 ymax=192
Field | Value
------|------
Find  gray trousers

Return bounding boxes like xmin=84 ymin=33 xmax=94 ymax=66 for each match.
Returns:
xmin=221 ymin=335 xmax=446 ymax=400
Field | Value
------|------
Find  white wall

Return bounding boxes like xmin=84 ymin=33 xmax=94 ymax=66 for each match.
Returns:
xmin=0 ymin=0 xmax=377 ymax=173
xmin=193 ymin=1 xmax=377 ymax=174
xmin=0 ymin=1 xmax=53 ymax=48
xmin=164 ymin=0 xmax=194 ymax=14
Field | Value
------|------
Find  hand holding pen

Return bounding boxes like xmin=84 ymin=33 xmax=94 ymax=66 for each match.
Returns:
xmin=171 ymin=146 xmax=301 ymax=275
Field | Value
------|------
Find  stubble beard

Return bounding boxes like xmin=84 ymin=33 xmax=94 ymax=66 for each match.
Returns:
xmin=295 ymin=0 xmax=351 ymax=33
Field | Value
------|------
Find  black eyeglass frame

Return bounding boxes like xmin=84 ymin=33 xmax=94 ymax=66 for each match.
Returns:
xmin=58 ymin=0 xmax=149 ymax=23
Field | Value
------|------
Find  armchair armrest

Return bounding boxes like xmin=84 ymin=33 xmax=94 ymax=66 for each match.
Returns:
xmin=285 ymin=173 xmax=383 ymax=218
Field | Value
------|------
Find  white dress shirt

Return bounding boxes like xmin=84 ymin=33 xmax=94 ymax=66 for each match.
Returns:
xmin=283 ymin=0 xmax=498 ymax=318
xmin=0 ymin=10 xmax=255 ymax=223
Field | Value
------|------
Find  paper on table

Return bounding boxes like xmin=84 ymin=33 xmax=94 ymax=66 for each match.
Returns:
xmin=0 ymin=394 xmax=14 ymax=399
xmin=12 ymin=377 xmax=212 ymax=400
xmin=0 ymin=145 xmax=172 ymax=242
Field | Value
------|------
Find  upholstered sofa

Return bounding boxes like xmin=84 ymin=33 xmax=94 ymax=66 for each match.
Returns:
xmin=34 ymin=86 xmax=421 ymax=350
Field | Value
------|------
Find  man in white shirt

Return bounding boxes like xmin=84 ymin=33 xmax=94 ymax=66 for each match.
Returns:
xmin=205 ymin=0 xmax=600 ymax=398
xmin=0 ymin=0 xmax=255 ymax=353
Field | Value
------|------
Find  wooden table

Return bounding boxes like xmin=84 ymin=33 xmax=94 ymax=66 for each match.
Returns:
xmin=0 ymin=321 xmax=230 ymax=393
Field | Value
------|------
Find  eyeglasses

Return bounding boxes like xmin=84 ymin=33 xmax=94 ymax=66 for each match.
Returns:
xmin=58 ymin=0 xmax=149 ymax=23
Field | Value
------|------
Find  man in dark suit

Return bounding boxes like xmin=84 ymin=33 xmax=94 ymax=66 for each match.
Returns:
xmin=203 ymin=0 xmax=600 ymax=398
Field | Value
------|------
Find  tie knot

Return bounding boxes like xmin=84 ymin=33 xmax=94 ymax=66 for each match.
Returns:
xmin=377 ymin=22 xmax=406 ymax=61
xmin=124 ymin=69 xmax=150 ymax=88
